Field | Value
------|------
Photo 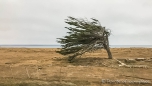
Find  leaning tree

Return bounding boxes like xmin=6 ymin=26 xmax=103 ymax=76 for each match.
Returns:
xmin=57 ymin=16 xmax=112 ymax=62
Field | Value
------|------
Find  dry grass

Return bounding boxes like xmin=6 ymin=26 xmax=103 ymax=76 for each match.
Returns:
xmin=0 ymin=48 xmax=151 ymax=86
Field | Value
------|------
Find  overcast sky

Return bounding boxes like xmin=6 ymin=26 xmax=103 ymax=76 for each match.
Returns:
xmin=0 ymin=0 xmax=152 ymax=45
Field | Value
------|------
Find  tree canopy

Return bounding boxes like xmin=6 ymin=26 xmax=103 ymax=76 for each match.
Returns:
xmin=57 ymin=16 xmax=112 ymax=61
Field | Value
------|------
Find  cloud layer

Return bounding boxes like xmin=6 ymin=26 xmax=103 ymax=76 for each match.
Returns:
xmin=0 ymin=0 xmax=152 ymax=45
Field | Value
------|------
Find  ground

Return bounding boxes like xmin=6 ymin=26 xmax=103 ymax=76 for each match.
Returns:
xmin=0 ymin=48 xmax=151 ymax=86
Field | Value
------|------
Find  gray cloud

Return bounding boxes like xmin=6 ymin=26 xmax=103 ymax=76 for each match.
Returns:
xmin=0 ymin=0 xmax=152 ymax=45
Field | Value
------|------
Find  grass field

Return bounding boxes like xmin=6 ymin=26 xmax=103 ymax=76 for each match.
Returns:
xmin=0 ymin=48 xmax=151 ymax=86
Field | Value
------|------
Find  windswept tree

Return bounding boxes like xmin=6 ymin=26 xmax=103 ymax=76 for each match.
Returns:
xmin=57 ymin=16 xmax=112 ymax=62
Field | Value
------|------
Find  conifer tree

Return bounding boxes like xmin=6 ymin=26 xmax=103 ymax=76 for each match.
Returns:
xmin=57 ymin=16 xmax=112 ymax=61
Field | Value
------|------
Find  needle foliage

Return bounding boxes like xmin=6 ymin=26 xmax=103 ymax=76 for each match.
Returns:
xmin=57 ymin=16 xmax=112 ymax=61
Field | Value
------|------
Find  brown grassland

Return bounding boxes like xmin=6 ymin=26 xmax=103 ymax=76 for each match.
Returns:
xmin=0 ymin=48 xmax=152 ymax=86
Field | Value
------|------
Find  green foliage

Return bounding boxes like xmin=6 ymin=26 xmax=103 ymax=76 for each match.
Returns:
xmin=57 ymin=16 xmax=112 ymax=61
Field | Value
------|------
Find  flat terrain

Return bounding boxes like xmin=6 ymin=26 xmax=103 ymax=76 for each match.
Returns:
xmin=0 ymin=48 xmax=152 ymax=86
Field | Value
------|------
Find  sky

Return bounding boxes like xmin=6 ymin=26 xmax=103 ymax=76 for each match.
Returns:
xmin=0 ymin=0 xmax=152 ymax=45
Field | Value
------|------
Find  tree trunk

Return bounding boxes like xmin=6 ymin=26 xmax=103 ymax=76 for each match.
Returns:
xmin=104 ymin=35 xmax=113 ymax=59
xmin=105 ymin=45 xmax=112 ymax=59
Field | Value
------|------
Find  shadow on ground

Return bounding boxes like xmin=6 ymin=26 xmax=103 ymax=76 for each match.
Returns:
xmin=52 ymin=57 xmax=119 ymax=67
